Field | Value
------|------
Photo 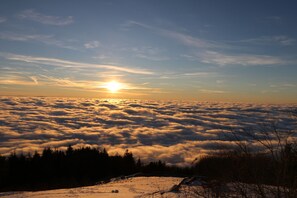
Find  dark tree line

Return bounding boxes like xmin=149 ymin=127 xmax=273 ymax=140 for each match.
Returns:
xmin=0 ymin=146 xmax=189 ymax=192
xmin=0 ymin=132 xmax=296 ymax=196
xmin=0 ymin=146 xmax=134 ymax=191
xmin=194 ymin=145 xmax=297 ymax=187
xmin=193 ymin=131 xmax=297 ymax=198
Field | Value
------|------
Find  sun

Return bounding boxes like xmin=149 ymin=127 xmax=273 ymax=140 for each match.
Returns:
xmin=105 ymin=81 xmax=122 ymax=93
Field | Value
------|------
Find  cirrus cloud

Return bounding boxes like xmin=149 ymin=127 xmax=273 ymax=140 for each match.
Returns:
xmin=84 ymin=41 xmax=100 ymax=49
xmin=1 ymin=53 xmax=154 ymax=75
xmin=18 ymin=9 xmax=74 ymax=26
xmin=200 ymin=51 xmax=286 ymax=66
xmin=0 ymin=17 xmax=6 ymax=23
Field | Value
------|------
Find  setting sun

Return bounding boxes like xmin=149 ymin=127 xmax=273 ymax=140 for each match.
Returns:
xmin=105 ymin=81 xmax=122 ymax=93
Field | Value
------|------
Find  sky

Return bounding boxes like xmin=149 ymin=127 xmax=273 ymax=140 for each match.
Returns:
xmin=0 ymin=0 xmax=297 ymax=103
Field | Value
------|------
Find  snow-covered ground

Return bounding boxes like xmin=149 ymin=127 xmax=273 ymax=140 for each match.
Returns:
xmin=0 ymin=176 xmax=290 ymax=197
xmin=0 ymin=177 xmax=185 ymax=198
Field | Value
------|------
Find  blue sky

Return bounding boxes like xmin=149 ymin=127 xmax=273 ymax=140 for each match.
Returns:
xmin=0 ymin=0 xmax=297 ymax=103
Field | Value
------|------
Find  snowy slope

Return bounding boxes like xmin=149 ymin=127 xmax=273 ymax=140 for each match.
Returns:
xmin=0 ymin=177 xmax=184 ymax=198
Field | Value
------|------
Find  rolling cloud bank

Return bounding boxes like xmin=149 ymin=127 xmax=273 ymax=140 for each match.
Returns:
xmin=0 ymin=97 xmax=296 ymax=166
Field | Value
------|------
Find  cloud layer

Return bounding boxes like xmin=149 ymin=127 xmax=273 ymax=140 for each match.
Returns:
xmin=0 ymin=97 xmax=296 ymax=166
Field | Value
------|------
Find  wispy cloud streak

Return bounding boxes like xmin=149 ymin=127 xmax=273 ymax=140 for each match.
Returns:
xmin=125 ymin=21 xmax=225 ymax=49
xmin=199 ymin=89 xmax=228 ymax=94
xmin=84 ymin=41 xmax=100 ymax=49
xmin=238 ymin=35 xmax=296 ymax=46
xmin=123 ymin=46 xmax=169 ymax=61
xmin=0 ymin=32 xmax=77 ymax=50
xmin=2 ymin=53 xmax=153 ymax=75
xmin=0 ymin=74 xmax=37 ymax=86
xmin=125 ymin=21 xmax=294 ymax=67
xmin=200 ymin=51 xmax=286 ymax=66
xmin=18 ymin=9 xmax=74 ymax=26
xmin=0 ymin=17 xmax=6 ymax=23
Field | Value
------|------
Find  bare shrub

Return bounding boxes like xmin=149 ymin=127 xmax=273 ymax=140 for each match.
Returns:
xmin=193 ymin=112 xmax=297 ymax=198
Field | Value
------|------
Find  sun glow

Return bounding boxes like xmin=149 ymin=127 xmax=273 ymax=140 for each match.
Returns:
xmin=105 ymin=81 xmax=122 ymax=93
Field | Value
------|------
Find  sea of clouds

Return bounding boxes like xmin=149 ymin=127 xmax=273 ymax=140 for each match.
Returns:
xmin=0 ymin=97 xmax=296 ymax=166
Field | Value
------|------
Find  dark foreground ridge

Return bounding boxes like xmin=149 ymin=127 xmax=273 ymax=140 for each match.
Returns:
xmin=0 ymin=143 xmax=297 ymax=194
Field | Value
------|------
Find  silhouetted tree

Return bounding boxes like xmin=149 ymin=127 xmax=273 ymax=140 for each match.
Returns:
xmin=0 ymin=146 xmax=191 ymax=192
